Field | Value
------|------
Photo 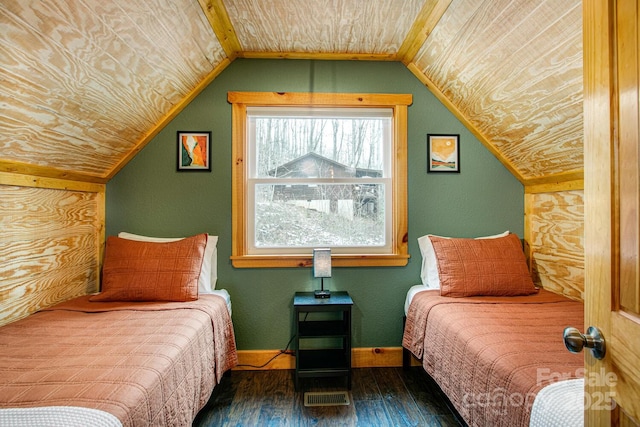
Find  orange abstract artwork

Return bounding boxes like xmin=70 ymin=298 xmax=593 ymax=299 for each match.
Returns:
xmin=178 ymin=131 xmax=211 ymax=171
xmin=182 ymin=135 xmax=207 ymax=167
xmin=428 ymin=134 xmax=459 ymax=172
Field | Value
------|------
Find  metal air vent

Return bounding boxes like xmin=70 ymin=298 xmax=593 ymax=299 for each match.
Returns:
xmin=303 ymin=391 xmax=350 ymax=407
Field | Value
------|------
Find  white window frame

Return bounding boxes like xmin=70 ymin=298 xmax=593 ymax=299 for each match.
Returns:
xmin=228 ymin=91 xmax=411 ymax=268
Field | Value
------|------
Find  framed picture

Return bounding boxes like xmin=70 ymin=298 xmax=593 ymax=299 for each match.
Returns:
xmin=427 ymin=134 xmax=460 ymax=173
xmin=177 ymin=131 xmax=211 ymax=171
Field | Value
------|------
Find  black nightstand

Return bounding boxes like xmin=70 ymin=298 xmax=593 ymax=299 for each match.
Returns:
xmin=293 ymin=291 xmax=353 ymax=391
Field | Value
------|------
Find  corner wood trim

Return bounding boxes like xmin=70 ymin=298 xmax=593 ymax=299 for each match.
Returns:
xmin=233 ymin=347 xmax=421 ymax=371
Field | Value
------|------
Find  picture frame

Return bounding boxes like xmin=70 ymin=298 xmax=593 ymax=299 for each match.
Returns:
xmin=177 ymin=131 xmax=211 ymax=171
xmin=427 ymin=134 xmax=460 ymax=173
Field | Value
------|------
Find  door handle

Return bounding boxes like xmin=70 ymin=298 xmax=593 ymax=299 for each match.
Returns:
xmin=563 ymin=326 xmax=606 ymax=360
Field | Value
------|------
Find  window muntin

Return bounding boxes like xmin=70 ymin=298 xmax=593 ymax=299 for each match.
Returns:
xmin=229 ymin=92 xmax=410 ymax=268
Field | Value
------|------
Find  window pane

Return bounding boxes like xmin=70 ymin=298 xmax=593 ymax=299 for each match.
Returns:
xmin=254 ymin=183 xmax=386 ymax=248
xmin=252 ymin=115 xmax=388 ymax=179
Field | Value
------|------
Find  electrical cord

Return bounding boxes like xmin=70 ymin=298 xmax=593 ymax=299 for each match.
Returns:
xmin=235 ymin=333 xmax=297 ymax=369
xmin=235 ymin=313 xmax=307 ymax=369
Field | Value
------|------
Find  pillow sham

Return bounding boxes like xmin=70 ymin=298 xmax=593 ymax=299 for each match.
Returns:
xmin=118 ymin=232 xmax=218 ymax=293
xmin=91 ymin=233 xmax=207 ymax=302
xmin=417 ymin=231 xmax=509 ymax=288
xmin=430 ymin=233 xmax=537 ymax=297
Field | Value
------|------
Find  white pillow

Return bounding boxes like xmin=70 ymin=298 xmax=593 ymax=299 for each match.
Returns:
xmin=117 ymin=232 xmax=218 ymax=293
xmin=417 ymin=231 xmax=510 ymax=288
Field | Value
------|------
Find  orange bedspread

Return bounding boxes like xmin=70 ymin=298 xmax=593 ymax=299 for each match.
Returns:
xmin=403 ymin=289 xmax=584 ymax=427
xmin=0 ymin=294 xmax=237 ymax=426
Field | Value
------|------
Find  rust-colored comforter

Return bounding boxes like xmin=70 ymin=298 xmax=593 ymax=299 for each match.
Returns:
xmin=403 ymin=289 xmax=584 ymax=427
xmin=0 ymin=294 xmax=237 ymax=426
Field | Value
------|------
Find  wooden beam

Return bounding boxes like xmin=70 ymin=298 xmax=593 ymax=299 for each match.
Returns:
xmin=227 ymin=91 xmax=413 ymax=106
xmin=95 ymin=188 xmax=106 ymax=293
xmin=522 ymin=170 xmax=584 ymax=188
xmin=0 ymin=159 xmax=107 ymax=185
xmin=106 ymin=58 xmax=233 ymax=180
xmin=197 ymin=0 xmax=242 ymax=59
xmin=238 ymin=51 xmax=397 ymax=61
xmin=406 ymin=62 xmax=525 ymax=183
xmin=397 ymin=0 xmax=453 ymax=64
xmin=525 ymin=178 xmax=584 ymax=194
xmin=0 ymin=170 xmax=105 ymax=192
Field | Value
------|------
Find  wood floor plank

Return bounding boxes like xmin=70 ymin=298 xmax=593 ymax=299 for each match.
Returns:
xmin=257 ymin=370 xmax=296 ymax=426
xmin=353 ymin=399 xmax=394 ymax=426
xmin=223 ymin=370 xmax=265 ymax=425
xmin=193 ymin=368 xmax=464 ymax=427
xmin=371 ymin=367 xmax=428 ymax=426
xmin=399 ymin=366 xmax=458 ymax=417
xmin=351 ymin=368 xmax=383 ymax=401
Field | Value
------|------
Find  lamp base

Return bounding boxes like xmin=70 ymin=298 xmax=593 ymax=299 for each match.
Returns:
xmin=314 ymin=289 xmax=331 ymax=298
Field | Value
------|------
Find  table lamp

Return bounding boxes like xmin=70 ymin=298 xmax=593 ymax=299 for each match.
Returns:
xmin=313 ymin=248 xmax=331 ymax=298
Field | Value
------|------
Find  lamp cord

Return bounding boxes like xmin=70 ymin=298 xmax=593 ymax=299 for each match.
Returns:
xmin=235 ymin=313 xmax=307 ymax=369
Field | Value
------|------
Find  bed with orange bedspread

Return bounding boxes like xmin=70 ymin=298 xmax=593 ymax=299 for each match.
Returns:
xmin=403 ymin=289 xmax=584 ymax=427
xmin=404 ymin=232 xmax=585 ymax=427
xmin=0 ymin=293 xmax=236 ymax=426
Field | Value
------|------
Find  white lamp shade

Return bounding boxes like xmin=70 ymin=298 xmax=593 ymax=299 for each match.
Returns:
xmin=313 ymin=248 xmax=331 ymax=278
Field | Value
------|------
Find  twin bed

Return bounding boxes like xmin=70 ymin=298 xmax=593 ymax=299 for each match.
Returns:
xmin=0 ymin=229 xmax=585 ymax=426
xmin=0 ymin=232 xmax=237 ymax=426
xmin=402 ymin=232 xmax=585 ymax=427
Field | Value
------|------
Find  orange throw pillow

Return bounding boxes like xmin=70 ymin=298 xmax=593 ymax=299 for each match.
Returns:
xmin=91 ymin=233 xmax=207 ymax=302
xmin=430 ymin=233 xmax=538 ymax=297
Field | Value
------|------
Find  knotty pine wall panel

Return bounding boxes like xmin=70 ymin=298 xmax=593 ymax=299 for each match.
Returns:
xmin=526 ymin=190 xmax=584 ymax=300
xmin=0 ymin=183 xmax=104 ymax=326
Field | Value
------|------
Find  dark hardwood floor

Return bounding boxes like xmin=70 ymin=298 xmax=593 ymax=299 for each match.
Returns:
xmin=193 ymin=367 xmax=465 ymax=426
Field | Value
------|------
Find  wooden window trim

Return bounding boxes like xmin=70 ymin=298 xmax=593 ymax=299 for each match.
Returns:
xmin=228 ymin=91 xmax=411 ymax=268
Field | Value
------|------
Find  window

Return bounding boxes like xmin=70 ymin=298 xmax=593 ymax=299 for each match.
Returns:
xmin=229 ymin=92 xmax=411 ymax=268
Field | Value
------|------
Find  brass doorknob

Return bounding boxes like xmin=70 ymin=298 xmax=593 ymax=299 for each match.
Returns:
xmin=563 ymin=326 xmax=606 ymax=360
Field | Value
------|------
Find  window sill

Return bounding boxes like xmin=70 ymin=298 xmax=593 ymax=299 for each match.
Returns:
xmin=230 ymin=254 xmax=410 ymax=268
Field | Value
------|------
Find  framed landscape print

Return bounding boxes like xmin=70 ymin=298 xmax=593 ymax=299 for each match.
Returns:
xmin=427 ymin=134 xmax=460 ymax=173
xmin=177 ymin=131 xmax=211 ymax=171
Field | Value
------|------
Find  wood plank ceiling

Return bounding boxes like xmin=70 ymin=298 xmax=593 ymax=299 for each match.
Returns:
xmin=0 ymin=0 xmax=583 ymax=185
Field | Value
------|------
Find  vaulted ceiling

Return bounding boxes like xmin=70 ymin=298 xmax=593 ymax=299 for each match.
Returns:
xmin=0 ymin=0 xmax=583 ymax=185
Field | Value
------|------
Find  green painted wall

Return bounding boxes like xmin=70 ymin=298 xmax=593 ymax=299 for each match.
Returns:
xmin=106 ymin=59 xmax=524 ymax=350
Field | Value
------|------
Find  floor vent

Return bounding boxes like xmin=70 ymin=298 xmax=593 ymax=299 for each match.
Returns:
xmin=304 ymin=391 xmax=350 ymax=407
